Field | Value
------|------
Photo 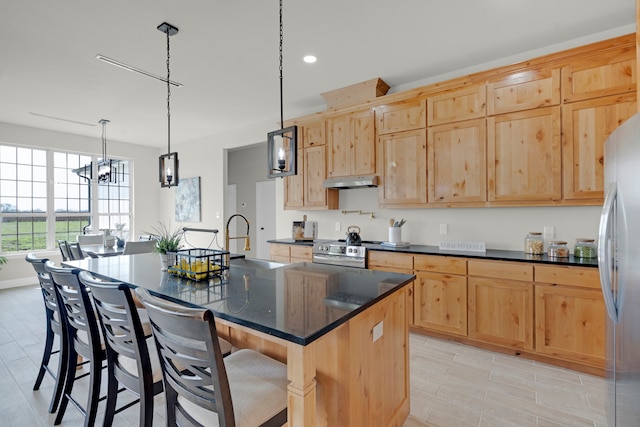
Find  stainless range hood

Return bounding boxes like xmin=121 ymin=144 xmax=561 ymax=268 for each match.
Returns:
xmin=322 ymin=175 xmax=378 ymax=189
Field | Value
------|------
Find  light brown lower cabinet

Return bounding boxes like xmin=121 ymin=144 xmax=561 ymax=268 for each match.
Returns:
xmin=413 ymin=255 xmax=468 ymax=336
xmin=534 ymin=265 xmax=606 ymax=368
xmin=269 ymin=243 xmax=313 ymax=263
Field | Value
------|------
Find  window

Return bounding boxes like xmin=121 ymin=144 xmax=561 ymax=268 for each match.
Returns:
xmin=0 ymin=144 xmax=131 ymax=254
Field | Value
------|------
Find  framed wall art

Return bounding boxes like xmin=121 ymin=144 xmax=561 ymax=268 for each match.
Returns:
xmin=175 ymin=176 xmax=201 ymax=222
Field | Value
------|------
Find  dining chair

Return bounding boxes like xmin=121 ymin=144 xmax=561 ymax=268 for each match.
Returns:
xmin=77 ymin=234 xmax=104 ymax=245
xmin=79 ymin=272 xmax=163 ymax=427
xmin=122 ymin=240 xmax=157 ymax=255
xmin=67 ymin=241 xmax=85 ymax=260
xmin=135 ymin=288 xmax=288 ymax=427
xmin=57 ymin=240 xmax=71 ymax=262
xmin=45 ymin=261 xmax=106 ymax=427
xmin=25 ymin=253 xmax=69 ymax=414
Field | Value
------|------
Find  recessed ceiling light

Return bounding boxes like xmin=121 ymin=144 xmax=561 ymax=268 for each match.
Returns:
xmin=303 ymin=55 xmax=317 ymax=64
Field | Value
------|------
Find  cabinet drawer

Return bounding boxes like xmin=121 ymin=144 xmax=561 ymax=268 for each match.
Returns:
xmin=270 ymin=244 xmax=290 ymax=258
xmin=290 ymin=245 xmax=312 ymax=260
xmin=414 ymin=255 xmax=466 ymax=275
xmin=468 ymin=260 xmax=533 ymax=281
xmin=535 ymin=265 xmax=600 ymax=289
xmin=368 ymin=252 xmax=413 ymax=271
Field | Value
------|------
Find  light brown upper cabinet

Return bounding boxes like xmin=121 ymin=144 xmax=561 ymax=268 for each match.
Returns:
xmin=377 ymin=129 xmax=427 ymax=208
xmin=427 ymin=85 xmax=486 ymax=126
xmin=284 ymin=146 xmax=304 ymax=209
xmin=375 ymin=99 xmax=427 ymax=135
xmin=284 ymin=120 xmax=338 ymax=210
xmin=427 ymin=118 xmax=487 ymax=205
xmin=562 ymin=46 xmax=636 ymax=103
xmin=562 ymin=93 xmax=636 ymax=201
xmin=327 ymin=108 xmax=375 ymax=178
xmin=487 ymin=68 xmax=560 ymax=115
xmin=487 ymin=107 xmax=561 ymax=203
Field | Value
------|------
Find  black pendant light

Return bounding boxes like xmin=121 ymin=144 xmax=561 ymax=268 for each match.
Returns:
xmin=158 ymin=22 xmax=179 ymax=188
xmin=267 ymin=0 xmax=297 ymax=179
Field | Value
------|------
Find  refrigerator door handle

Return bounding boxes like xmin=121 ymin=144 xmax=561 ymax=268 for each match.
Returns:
xmin=598 ymin=182 xmax=619 ymax=323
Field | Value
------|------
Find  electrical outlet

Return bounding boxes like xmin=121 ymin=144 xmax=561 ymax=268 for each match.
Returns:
xmin=440 ymin=224 xmax=448 ymax=235
xmin=544 ymin=226 xmax=555 ymax=239
xmin=372 ymin=321 xmax=383 ymax=342
xmin=335 ymin=222 xmax=341 ymax=231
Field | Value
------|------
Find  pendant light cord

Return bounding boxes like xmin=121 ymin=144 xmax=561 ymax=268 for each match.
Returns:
xmin=99 ymin=119 xmax=109 ymax=160
xmin=279 ymin=0 xmax=284 ymax=130
xmin=166 ymin=27 xmax=171 ymax=155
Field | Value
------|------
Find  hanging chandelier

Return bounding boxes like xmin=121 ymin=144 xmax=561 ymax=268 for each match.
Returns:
xmin=158 ymin=22 xmax=179 ymax=188
xmin=97 ymin=119 xmax=117 ymax=184
xmin=267 ymin=0 xmax=297 ymax=179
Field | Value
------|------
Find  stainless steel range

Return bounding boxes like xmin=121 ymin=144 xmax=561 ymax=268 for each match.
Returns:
xmin=312 ymin=240 xmax=380 ymax=269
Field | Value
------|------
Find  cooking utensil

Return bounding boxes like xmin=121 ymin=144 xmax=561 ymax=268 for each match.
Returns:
xmin=399 ymin=219 xmax=406 ymax=227
xmin=389 ymin=218 xmax=395 ymax=227
xmin=345 ymin=225 xmax=362 ymax=246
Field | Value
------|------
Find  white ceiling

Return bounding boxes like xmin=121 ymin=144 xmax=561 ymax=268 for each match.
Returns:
xmin=0 ymin=0 xmax=635 ymax=148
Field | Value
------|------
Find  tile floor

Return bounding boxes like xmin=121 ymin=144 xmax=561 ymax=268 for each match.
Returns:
xmin=0 ymin=284 xmax=608 ymax=427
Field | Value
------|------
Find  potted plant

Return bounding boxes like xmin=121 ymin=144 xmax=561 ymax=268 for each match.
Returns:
xmin=0 ymin=256 xmax=6 ymax=270
xmin=148 ymin=223 xmax=183 ymax=271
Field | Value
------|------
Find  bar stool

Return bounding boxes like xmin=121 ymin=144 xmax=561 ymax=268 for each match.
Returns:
xmin=45 ymin=261 xmax=106 ymax=427
xmin=25 ymin=253 xmax=68 ymax=413
xmin=135 ymin=288 xmax=288 ymax=427
xmin=79 ymin=272 xmax=163 ymax=427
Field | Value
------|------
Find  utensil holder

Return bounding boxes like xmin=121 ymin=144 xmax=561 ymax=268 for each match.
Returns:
xmin=389 ymin=227 xmax=401 ymax=243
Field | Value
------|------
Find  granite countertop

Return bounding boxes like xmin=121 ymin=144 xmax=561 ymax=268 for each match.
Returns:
xmin=267 ymin=239 xmax=598 ymax=268
xmin=64 ymin=253 xmax=415 ymax=346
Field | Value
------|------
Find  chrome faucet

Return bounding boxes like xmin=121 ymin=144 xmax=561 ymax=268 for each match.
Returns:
xmin=225 ymin=214 xmax=250 ymax=263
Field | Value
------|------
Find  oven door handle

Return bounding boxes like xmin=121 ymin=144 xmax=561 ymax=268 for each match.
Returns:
xmin=312 ymin=254 xmax=366 ymax=268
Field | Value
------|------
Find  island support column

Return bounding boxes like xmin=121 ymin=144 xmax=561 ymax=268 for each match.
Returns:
xmin=287 ymin=341 xmax=317 ymax=426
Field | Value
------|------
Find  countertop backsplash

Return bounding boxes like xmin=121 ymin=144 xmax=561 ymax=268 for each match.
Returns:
xmin=277 ymin=187 xmax=602 ymax=253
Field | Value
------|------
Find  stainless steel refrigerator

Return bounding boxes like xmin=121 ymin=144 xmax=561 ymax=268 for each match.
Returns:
xmin=598 ymin=111 xmax=640 ymax=426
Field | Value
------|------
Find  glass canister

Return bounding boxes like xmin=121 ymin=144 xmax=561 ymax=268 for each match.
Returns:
xmin=574 ymin=238 xmax=597 ymax=258
xmin=548 ymin=241 xmax=570 ymax=258
xmin=524 ymin=232 xmax=544 ymax=255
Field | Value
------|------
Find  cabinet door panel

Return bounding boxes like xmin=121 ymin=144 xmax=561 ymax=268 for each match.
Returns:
xmin=378 ymin=129 xmax=427 ymax=207
xmin=327 ymin=115 xmax=351 ymax=177
xmin=562 ymin=93 xmax=636 ymax=200
xmin=304 ymin=145 xmax=328 ymax=207
xmin=428 ymin=119 xmax=487 ymax=204
xmin=351 ymin=109 xmax=375 ymax=176
xmin=562 ymin=47 xmax=636 ymax=102
xmin=535 ymin=284 xmax=605 ymax=367
xmin=284 ymin=148 xmax=304 ymax=209
xmin=376 ymin=99 xmax=427 ymax=134
xmin=468 ymin=277 xmax=534 ymax=350
xmin=487 ymin=68 xmax=560 ymax=115
xmin=415 ymin=272 xmax=467 ymax=336
xmin=488 ymin=107 xmax=561 ymax=202
xmin=427 ymin=85 xmax=486 ymax=125
xmin=303 ymin=120 xmax=325 ymax=148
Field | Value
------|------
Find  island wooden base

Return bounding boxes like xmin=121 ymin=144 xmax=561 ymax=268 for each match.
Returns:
xmin=216 ymin=286 xmax=410 ymax=427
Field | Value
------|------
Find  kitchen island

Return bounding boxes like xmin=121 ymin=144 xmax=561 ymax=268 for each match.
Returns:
xmin=64 ymin=254 xmax=415 ymax=427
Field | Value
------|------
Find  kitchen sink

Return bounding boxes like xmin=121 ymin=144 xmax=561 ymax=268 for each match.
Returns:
xmin=229 ymin=258 xmax=288 ymax=270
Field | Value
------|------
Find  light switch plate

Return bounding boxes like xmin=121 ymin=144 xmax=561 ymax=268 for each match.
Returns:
xmin=440 ymin=224 xmax=448 ymax=235
xmin=372 ymin=321 xmax=383 ymax=342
